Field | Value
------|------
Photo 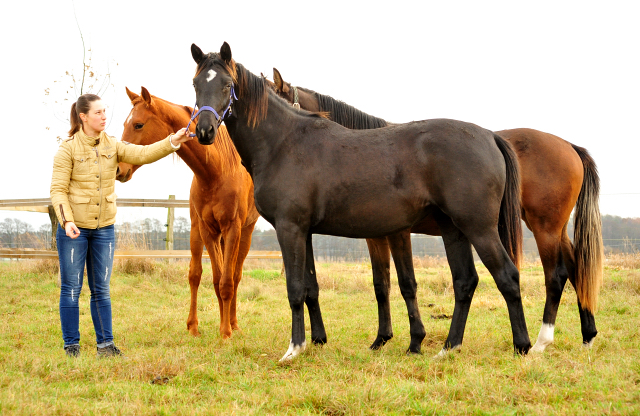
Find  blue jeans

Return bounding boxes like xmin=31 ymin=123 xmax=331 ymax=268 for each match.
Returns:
xmin=56 ymin=224 xmax=115 ymax=348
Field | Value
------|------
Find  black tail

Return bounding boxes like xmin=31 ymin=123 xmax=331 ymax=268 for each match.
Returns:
xmin=494 ymin=133 xmax=523 ymax=268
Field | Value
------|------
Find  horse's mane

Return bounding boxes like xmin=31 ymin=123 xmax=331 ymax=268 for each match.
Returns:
xmin=131 ymin=94 xmax=241 ymax=174
xmin=196 ymin=53 xmax=325 ymax=129
xmin=301 ymin=87 xmax=388 ymax=130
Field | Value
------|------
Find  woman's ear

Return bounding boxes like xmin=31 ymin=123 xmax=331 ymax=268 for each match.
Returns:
xmin=79 ymin=113 xmax=88 ymax=123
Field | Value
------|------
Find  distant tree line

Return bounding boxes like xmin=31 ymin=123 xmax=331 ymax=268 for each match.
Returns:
xmin=2 ymin=215 xmax=639 ymax=258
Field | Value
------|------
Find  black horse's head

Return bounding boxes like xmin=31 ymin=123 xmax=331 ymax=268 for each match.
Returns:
xmin=191 ymin=42 xmax=236 ymax=145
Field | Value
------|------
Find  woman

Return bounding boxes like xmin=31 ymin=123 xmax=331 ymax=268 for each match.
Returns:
xmin=50 ymin=93 xmax=193 ymax=358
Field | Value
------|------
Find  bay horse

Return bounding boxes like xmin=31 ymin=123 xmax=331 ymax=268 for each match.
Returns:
xmin=271 ymin=67 xmax=604 ymax=353
xmin=116 ymin=87 xmax=260 ymax=340
xmin=191 ymin=42 xmax=530 ymax=361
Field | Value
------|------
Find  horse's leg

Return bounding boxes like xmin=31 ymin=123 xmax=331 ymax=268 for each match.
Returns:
xmin=304 ymin=233 xmax=327 ymax=345
xmin=276 ymin=221 xmax=308 ymax=361
xmin=560 ymin=231 xmax=598 ymax=347
xmin=186 ymin=213 xmax=204 ymax=336
xmin=229 ymin=220 xmax=257 ymax=332
xmin=198 ymin=227 xmax=224 ymax=335
xmin=387 ymin=230 xmax=426 ymax=354
xmin=467 ymin=229 xmax=531 ymax=354
xmin=433 ymin=213 xmax=479 ymax=357
xmin=529 ymin=223 xmax=568 ymax=353
xmin=366 ymin=237 xmax=394 ymax=350
xmin=218 ymin=221 xmax=242 ymax=339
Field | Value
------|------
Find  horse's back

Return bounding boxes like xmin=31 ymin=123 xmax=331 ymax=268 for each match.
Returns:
xmin=498 ymin=128 xmax=583 ymax=230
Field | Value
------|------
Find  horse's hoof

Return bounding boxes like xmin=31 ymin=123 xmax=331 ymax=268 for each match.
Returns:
xmin=369 ymin=334 xmax=393 ymax=350
xmin=279 ymin=340 xmax=307 ymax=362
xmin=311 ymin=336 xmax=327 ymax=345
xmin=405 ymin=345 xmax=422 ymax=355
xmin=187 ymin=327 xmax=200 ymax=337
xmin=433 ymin=344 xmax=461 ymax=359
xmin=582 ymin=338 xmax=596 ymax=349
xmin=514 ymin=343 xmax=531 ymax=356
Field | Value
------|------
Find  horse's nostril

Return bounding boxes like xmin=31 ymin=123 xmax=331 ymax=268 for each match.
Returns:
xmin=116 ymin=166 xmax=121 ymax=176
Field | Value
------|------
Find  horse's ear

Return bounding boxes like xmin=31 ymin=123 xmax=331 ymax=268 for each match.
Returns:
xmin=191 ymin=43 xmax=205 ymax=64
xmin=220 ymin=41 xmax=232 ymax=64
xmin=125 ymin=87 xmax=139 ymax=103
xmin=273 ymin=68 xmax=290 ymax=94
xmin=273 ymin=68 xmax=284 ymax=92
xmin=140 ymin=87 xmax=153 ymax=106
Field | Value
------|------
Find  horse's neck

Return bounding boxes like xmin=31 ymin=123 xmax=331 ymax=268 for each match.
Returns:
xmin=225 ymin=95 xmax=295 ymax=175
xmin=164 ymin=105 xmax=226 ymax=182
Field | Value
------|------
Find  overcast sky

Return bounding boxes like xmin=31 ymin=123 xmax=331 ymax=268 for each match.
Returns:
xmin=1 ymin=1 xmax=639 ymax=231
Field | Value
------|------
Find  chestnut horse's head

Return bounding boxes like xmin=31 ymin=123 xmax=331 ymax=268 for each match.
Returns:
xmin=116 ymin=87 xmax=175 ymax=182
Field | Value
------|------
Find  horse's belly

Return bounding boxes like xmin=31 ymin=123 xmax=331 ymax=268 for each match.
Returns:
xmin=311 ymin=197 xmax=428 ymax=238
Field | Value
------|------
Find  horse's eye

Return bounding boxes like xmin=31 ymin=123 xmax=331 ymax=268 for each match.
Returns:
xmin=134 ymin=123 xmax=144 ymax=130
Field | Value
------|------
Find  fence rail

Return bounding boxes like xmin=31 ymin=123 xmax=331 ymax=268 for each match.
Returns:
xmin=0 ymin=248 xmax=282 ymax=260
xmin=0 ymin=198 xmax=190 ymax=209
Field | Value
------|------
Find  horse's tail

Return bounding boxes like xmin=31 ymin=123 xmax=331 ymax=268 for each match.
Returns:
xmin=571 ymin=144 xmax=604 ymax=313
xmin=494 ymin=133 xmax=523 ymax=269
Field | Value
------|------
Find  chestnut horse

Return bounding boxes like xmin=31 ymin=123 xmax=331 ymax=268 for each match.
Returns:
xmin=116 ymin=87 xmax=260 ymax=339
xmin=191 ymin=42 xmax=529 ymax=361
xmin=271 ymin=67 xmax=604 ymax=353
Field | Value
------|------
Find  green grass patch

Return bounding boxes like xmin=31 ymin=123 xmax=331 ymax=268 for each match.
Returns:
xmin=0 ymin=258 xmax=638 ymax=414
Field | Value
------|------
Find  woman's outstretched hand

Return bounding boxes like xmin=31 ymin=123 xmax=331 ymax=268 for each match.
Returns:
xmin=170 ymin=128 xmax=195 ymax=146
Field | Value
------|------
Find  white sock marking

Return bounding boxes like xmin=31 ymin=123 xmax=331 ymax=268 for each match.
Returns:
xmin=531 ymin=323 xmax=555 ymax=353
xmin=206 ymin=69 xmax=217 ymax=82
xmin=583 ymin=338 xmax=595 ymax=349
xmin=433 ymin=344 xmax=461 ymax=359
xmin=279 ymin=340 xmax=307 ymax=361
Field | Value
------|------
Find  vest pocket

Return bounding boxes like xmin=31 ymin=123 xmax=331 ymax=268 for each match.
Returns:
xmin=73 ymin=154 xmax=92 ymax=175
xmin=68 ymin=194 xmax=91 ymax=224
xmin=105 ymin=193 xmax=117 ymax=219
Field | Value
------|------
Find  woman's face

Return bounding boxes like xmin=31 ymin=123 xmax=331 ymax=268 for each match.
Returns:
xmin=79 ymin=100 xmax=107 ymax=134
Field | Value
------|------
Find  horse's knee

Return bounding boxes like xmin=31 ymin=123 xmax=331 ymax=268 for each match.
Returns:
xmin=494 ymin=266 xmax=522 ymax=302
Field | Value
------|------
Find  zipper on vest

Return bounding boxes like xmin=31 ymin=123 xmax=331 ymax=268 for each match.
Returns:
xmin=96 ymin=146 xmax=102 ymax=228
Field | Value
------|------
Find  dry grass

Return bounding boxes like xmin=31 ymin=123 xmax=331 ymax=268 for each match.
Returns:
xmin=1 ymin=254 xmax=639 ymax=415
xmin=606 ymin=251 xmax=640 ymax=270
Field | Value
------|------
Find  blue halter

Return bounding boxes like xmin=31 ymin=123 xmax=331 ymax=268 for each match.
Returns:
xmin=186 ymin=83 xmax=238 ymax=137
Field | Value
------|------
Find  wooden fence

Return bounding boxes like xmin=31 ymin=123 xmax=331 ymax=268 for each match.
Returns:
xmin=0 ymin=197 xmax=282 ymax=260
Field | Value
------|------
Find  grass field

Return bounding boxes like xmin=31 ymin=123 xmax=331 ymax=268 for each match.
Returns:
xmin=1 ymin=254 xmax=639 ymax=415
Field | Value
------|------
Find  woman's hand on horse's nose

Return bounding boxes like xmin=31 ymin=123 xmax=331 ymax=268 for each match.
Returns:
xmin=172 ymin=128 xmax=194 ymax=145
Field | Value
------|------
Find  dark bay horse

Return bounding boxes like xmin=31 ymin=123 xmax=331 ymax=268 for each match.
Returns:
xmin=116 ymin=87 xmax=260 ymax=339
xmin=271 ymin=67 xmax=604 ymax=353
xmin=191 ymin=42 xmax=530 ymax=361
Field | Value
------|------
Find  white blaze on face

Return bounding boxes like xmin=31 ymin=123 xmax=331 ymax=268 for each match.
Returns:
xmin=125 ymin=110 xmax=133 ymax=126
xmin=531 ymin=323 xmax=555 ymax=353
xmin=206 ymin=69 xmax=217 ymax=82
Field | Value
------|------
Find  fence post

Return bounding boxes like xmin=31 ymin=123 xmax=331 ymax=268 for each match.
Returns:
xmin=48 ymin=205 xmax=58 ymax=251
xmin=165 ymin=195 xmax=175 ymax=251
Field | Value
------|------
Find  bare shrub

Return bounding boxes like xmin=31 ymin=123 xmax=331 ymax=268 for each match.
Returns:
xmin=413 ymin=255 xmax=449 ymax=269
xmin=605 ymin=252 xmax=640 ymax=270
xmin=14 ymin=259 xmax=59 ymax=277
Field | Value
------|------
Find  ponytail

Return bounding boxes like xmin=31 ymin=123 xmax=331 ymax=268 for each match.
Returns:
xmin=68 ymin=94 xmax=102 ymax=137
